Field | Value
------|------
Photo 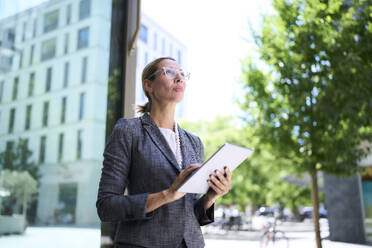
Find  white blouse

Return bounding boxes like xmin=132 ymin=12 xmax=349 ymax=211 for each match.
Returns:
xmin=159 ymin=124 xmax=183 ymax=168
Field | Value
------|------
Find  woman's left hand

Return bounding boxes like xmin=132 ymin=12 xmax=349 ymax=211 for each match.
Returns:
xmin=206 ymin=166 xmax=232 ymax=201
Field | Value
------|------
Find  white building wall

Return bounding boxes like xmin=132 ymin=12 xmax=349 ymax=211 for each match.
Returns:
xmin=136 ymin=14 xmax=188 ymax=119
xmin=0 ymin=0 xmax=188 ymax=226
xmin=0 ymin=0 xmax=111 ymax=226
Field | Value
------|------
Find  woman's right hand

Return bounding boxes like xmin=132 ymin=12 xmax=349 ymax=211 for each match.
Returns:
xmin=165 ymin=164 xmax=200 ymax=201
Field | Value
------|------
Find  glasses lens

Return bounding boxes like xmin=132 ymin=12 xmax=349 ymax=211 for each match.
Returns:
xmin=163 ymin=67 xmax=190 ymax=81
xmin=164 ymin=68 xmax=176 ymax=79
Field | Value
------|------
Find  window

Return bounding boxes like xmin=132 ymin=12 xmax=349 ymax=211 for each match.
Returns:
xmin=33 ymin=18 xmax=37 ymax=37
xmin=144 ymin=52 xmax=148 ymax=65
xmin=79 ymin=92 xmax=85 ymax=120
xmin=42 ymin=101 xmax=49 ymax=127
xmin=64 ymin=33 xmax=69 ymax=54
xmin=12 ymin=77 xmax=19 ymax=100
xmin=169 ymin=44 xmax=173 ymax=57
xmin=81 ymin=57 xmax=87 ymax=83
xmin=66 ymin=4 xmax=71 ymax=25
xmin=153 ymin=32 xmax=157 ymax=50
xmin=61 ymin=97 xmax=67 ymax=124
xmin=28 ymin=72 xmax=35 ymax=96
xmin=45 ymin=67 xmax=52 ymax=92
xmin=1 ymin=55 xmax=12 ymax=72
xmin=139 ymin=25 xmax=148 ymax=43
xmin=177 ymin=50 xmax=182 ymax=65
xmin=58 ymin=133 xmax=64 ymax=162
xmin=43 ymin=10 xmax=59 ymax=33
xmin=64 ymin=62 xmax=69 ymax=88
xmin=4 ymin=140 xmax=14 ymax=169
xmin=25 ymin=104 xmax=32 ymax=130
xmin=22 ymin=22 xmax=26 ymax=42
xmin=29 ymin=45 xmax=34 ymax=65
xmin=0 ymin=81 xmax=4 ymax=103
xmin=79 ymin=0 xmax=91 ymax=20
xmin=76 ymin=129 xmax=83 ymax=160
xmin=6 ymin=141 xmax=14 ymax=160
xmin=41 ymin=38 xmax=57 ymax=61
xmin=19 ymin=50 xmax=23 ymax=68
xmin=4 ymin=28 xmax=15 ymax=47
xmin=77 ymin=27 xmax=89 ymax=49
xmin=39 ymin=135 xmax=46 ymax=164
xmin=8 ymin=108 xmax=16 ymax=133
xmin=162 ymin=39 xmax=165 ymax=55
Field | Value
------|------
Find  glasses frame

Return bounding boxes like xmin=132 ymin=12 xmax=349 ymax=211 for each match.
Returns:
xmin=148 ymin=66 xmax=190 ymax=81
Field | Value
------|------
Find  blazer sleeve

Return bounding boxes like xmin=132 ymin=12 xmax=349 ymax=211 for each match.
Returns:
xmin=96 ymin=118 xmax=153 ymax=222
xmin=193 ymin=136 xmax=215 ymax=226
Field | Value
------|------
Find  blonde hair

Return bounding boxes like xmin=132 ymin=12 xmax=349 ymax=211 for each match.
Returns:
xmin=137 ymin=57 xmax=176 ymax=114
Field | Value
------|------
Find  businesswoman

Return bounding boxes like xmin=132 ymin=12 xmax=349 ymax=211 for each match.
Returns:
xmin=96 ymin=57 xmax=231 ymax=248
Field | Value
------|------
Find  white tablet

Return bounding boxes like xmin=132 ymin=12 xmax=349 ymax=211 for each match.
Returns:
xmin=177 ymin=143 xmax=253 ymax=194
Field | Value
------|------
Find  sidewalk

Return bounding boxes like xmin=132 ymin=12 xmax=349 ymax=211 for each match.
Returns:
xmin=202 ymin=218 xmax=372 ymax=248
xmin=0 ymin=226 xmax=370 ymax=248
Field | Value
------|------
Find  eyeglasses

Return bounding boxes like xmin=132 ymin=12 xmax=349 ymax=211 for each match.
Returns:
xmin=149 ymin=67 xmax=190 ymax=81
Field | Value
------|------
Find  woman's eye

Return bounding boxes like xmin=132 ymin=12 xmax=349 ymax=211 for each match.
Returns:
xmin=179 ymin=72 xmax=185 ymax=77
xmin=165 ymin=69 xmax=173 ymax=75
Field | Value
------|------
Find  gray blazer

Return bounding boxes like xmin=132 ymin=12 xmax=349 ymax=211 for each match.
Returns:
xmin=96 ymin=113 xmax=214 ymax=248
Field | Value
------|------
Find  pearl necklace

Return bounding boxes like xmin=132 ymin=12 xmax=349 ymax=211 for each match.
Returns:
xmin=174 ymin=122 xmax=183 ymax=168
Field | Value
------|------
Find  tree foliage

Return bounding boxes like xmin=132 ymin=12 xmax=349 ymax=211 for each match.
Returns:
xmin=242 ymin=0 xmax=372 ymax=176
xmin=0 ymin=170 xmax=38 ymax=215
xmin=0 ymin=138 xmax=40 ymax=181
xmin=180 ymin=116 xmax=311 ymax=212
xmin=240 ymin=0 xmax=372 ymax=246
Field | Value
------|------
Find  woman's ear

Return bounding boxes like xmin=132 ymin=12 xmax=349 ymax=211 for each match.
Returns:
xmin=143 ymin=79 xmax=153 ymax=94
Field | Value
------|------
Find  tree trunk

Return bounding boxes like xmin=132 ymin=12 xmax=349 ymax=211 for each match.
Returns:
xmin=310 ymin=170 xmax=322 ymax=248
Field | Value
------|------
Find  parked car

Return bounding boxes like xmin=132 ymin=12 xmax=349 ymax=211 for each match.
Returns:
xmin=256 ymin=207 xmax=275 ymax=216
xmin=299 ymin=206 xmax=327 ymax=220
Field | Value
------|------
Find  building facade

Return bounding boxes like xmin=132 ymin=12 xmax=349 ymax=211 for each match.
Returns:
xmin=135 ymin=14 xmax=188 ymax=119
xmin=0 ymin=0 xmax=187 ymax=226
xmin=0 ymin=0 xmax=111 ymax=226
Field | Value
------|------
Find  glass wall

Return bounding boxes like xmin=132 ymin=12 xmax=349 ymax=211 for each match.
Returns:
xmin=0 ymin=0 xmax=112 ymax=245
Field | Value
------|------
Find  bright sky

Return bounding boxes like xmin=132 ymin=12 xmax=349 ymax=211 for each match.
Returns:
xmin=0 ymin=0 xmax=274 ymax=121
xmin=141 ymin=0 xmax=274 ymax=121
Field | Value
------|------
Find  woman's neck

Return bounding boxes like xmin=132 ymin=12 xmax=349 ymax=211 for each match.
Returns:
xmin=149 ymin=104 xmax=176 ymax=130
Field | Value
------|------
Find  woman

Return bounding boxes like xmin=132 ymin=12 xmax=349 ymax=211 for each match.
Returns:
xmin=96 ymin=57 xmax=232 ymax=248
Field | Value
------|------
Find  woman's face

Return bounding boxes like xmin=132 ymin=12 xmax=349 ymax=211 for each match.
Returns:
xmin=145 ymin=59 xmax=186 ymax=105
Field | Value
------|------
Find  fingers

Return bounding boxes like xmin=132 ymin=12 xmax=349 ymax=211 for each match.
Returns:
xmin=208 ymin=175 xmax=225 ymax=193
xmin=224 ymin=167 xmax=232 ymax=182
xmin=179 ymin=165 xmax=200 ymax=180
xmin=207 ymin=167 xmax=232 ymax=196
xmin=207 ymin=180 xmax=224 ymax=195
xmin=215 ymin=170 xmax=228 ymax=185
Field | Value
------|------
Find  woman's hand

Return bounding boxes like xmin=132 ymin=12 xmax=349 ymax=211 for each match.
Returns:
xmin=165 ymin=164 xmax=200 ymax=202
xmin=204 ymin=167 xmax=232 ymax=209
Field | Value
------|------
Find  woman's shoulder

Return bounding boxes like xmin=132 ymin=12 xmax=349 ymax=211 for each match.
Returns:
xmin=113 ymin=117 xmax=142 ymax=134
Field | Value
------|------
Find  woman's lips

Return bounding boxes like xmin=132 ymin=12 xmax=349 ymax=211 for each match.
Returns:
xmin=173 ymin=86 xmax=184 ymax=92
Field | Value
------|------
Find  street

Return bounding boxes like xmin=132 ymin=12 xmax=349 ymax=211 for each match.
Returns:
xmin=0 ymin=219 xmax=370 ymax=248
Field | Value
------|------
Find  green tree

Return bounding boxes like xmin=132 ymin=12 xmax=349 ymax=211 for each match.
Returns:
xmin=0 ymin=170 xmax=38 ymax=215
xmin=181 ymin=117 xmax=311 ymax=213
xmin=241 ymin=0 xmax=372 ymax=247
xmin=0 ymin=138 xmax=40 ymax=181
xmin=181 ymin=117 xmax=265 ymax=211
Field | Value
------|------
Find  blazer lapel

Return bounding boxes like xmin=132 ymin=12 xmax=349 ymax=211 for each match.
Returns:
xmin=178 ymin=125 xmax=199 ymax=169
xmin=140 ymin=113 xmax=181 ymax=172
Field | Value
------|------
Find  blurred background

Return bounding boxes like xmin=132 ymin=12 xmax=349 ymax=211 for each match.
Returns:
xmin=0 ymin=0 xmax=371 ymax=247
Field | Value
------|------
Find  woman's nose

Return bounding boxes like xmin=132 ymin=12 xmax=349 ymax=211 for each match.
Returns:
xmin=174 ymin=73 xmax=184 ymax=83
